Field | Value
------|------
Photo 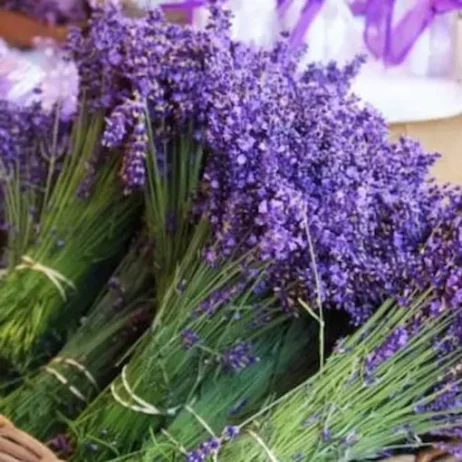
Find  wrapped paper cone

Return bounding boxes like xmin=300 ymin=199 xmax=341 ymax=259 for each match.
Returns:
xmin=0 ymin=416 xmax=64 ymax=462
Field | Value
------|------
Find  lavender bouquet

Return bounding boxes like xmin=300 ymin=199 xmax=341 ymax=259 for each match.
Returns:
xmin=0 ymin=236 xmax=152 ymax=442
xmin=57 ymin=6 xmax=292 ymax=460
xmin=139 ymin=192 xmax=461 ymax=461
xmin=125 ymin=310 xmax=346 ymax=462
xmin=0 ymin=98 xmax=142 ymax=372
xmin=70 ymin=240 xmax=289 ymax=460
xmin=211 ymin=293 xmax=462 ymax=462
xmin=52 ymin=2 xmax=462 ymax=459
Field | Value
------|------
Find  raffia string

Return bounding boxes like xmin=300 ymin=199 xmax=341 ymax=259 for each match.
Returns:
xmin=44 ymin=357 xmax=99 ymax=402
xmin=44 ymin=366 xmax=87 ymax=402
xmin=110 ymin=366 xmax=179 ymax=416
xmin=53 ymin=357 xmax=99 ymax=390
xmin=247 ymin=430 xmax=280 ymax=462
xmin=15 ymin=256 xmax=75 ymax=301
xmin=182 ymin=405 xmax=220 ymax=461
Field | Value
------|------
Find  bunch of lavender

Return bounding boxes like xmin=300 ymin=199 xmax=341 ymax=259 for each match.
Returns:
xmin=60 ymin=3 xmax=462 ymax=459
xmin=0 ymin=236 xmax=152 ymax=443
xmin=69 ymin=230 xmax=288 ymax=461
xmin=195 ymin=16 xmax=458 ymax=325
xmin=132 ymin=311 xmax=348 ymax=462
xmin=67 ymin=0 xmax=461 ymax=323
xmin=72 ymin=1 xmax=454 ymax=319
xmin=0 ymin=99 xmax=142 ymax=371
xmin=61 ymin=7 xmax=296 ymax=460
xmin=188 ymin=294 xmax=462 ymax=462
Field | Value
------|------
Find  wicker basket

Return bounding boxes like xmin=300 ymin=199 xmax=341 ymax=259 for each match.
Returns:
xmin=0 ymin=415 xmax=64 ymax=462
xmin=0 ymin=413 xmax=458 ymax=462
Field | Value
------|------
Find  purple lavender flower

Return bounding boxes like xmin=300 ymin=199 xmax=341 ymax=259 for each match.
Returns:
xmin=199 ymin=437 xmax=221 ymax=456
xmin=185 ymin=449 xmax=204 ymax=462
xmin=365 ymin=325 xmax=409 ymax=373
xmin=181 ymin=328 xmax=200 ymax=350
xmin=49 ymin=433 xmax=73 ymax=457
xmin=0 ymin=100 xmax=55 ymax=194
xmin=222 ymin=341 xmax=258 ymax=372
xmin=192 ymin=282 xmax=246 ymax=318
xmin=102 ymin=99 xmax=139 ymax=148
xmin=120 ymin=120 xmax=147 ymax=192
xmin=221 ymin=425 xmax=240 ymax=440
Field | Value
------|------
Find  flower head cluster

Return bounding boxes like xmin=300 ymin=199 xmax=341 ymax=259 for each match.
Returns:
xmin=222 ymin=341 xmax=258 ymax=372
xmin=185 ymin=425 xmax=240 ymax=462
xmin=0 ymin=100 xmax=52 ymax=184
xmin=198 ymin=33 xmax=459 ymax=324
xmin=410 ymin=194 xmax=462 ymax=315
xmin=186 ymin=437 xmax=221 ymax=462
xmin=181 ymin=328 xmax=200 ymax=350
xmin=365 ymin=325 xmax=409 ymax=375
xmin=69 ymin=2 xmax=462 ymax=328
xmin=67 ymin=2 xmax=209 ymax=190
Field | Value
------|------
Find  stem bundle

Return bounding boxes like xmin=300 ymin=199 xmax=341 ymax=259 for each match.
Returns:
xmin=0 ymin=237 xmax=152 ymax=441
xmin=0 ymin=108 xmax=142 ymax=371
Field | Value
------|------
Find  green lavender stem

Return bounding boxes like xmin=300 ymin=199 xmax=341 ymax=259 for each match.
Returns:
xmin=0 ymin=109 xmax=142 ymax=370
xmin=70 ymin=238 xmax=283 ymax=461
xmin=0 ymin=238 xmax=152 ymax=441
xmin=218 ymin=296 xmax=461 ymax=462
xmin=134 ymin=319 xmax=318 ymax=462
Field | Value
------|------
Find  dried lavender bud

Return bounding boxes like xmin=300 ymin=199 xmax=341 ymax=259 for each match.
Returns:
xmin=181 ymin=328 xmax=200 ymax=350
xmin=222 ymin=341 xmax=258 ymax=373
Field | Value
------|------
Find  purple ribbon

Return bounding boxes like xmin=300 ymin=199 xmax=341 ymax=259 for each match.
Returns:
xmin=349 ymin=0 xmax=369 ymax=16
xmin=277 ymin=0 xmax=296 ymax=17
xmin=350 ymin=0 xmax=462 ymax=65
xmin=165 ymin=0 xmax=461 ymax=60
xmin=277 ymin=0 xmax=326 ymax=47
xmin=161 ymin=0 xmax=206 ymax=8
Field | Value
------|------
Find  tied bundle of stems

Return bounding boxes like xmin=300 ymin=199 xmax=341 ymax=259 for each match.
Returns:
xmin=133 ymin=316 xmax=337 ymax=462
xmin=0 ymin=103 xmax=142 ymax=370
xmin=211 ymin=294 xmax=462 ymax=462
xmin=0 ymin=236 xmax=152 ymax=442
xmin=71 ymin=240 xmax=286 ymax=460
xmin=68 ymin=115 xmax=290 ymax=460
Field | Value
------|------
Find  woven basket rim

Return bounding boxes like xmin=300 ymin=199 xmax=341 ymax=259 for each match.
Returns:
xmin=0 ymin=415 xmax=64 ymax=462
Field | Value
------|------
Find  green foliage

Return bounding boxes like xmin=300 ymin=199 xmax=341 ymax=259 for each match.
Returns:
xmin=0 ymin=237 xmax=152 ymax=440
xmin=218 ymin=295 xmax=461 ymax=461
xmin=0 ymin=108 xmax=142 ymax=371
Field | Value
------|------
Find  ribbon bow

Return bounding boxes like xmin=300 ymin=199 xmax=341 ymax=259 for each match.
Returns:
xmin=277 ymin=0 xmax=326 ymax=46
xmin=350 ymin=0 xmax=462 ymax=64
xmin=278 ymin=0 xmax=461 ymax=64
